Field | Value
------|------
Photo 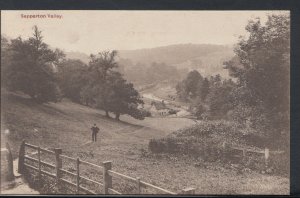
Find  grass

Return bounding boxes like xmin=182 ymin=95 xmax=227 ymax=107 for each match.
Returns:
xmin=1 ymin=90 xmax=289 ymax=195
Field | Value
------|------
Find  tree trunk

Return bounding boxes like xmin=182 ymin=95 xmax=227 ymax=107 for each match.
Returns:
xmin=105 ymin=110 xmax=110 ymax=118
xmin=115 ymin=113 xmax=120 ymax=121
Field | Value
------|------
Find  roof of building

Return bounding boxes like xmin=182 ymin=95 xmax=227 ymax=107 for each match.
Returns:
xmin=151 ymin=101 xmax=168 ymax=110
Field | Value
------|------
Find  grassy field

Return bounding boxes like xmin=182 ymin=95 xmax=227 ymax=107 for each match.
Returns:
xmin=1 ymin=90 xmax=289 ymax=195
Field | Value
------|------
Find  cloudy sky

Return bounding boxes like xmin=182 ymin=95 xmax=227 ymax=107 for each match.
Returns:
xmin=1 ymin=10 xmax=288 ymax=54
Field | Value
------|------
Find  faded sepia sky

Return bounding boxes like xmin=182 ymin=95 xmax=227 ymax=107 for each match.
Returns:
xmin=1 ymin=10 xmax=288 ymax=54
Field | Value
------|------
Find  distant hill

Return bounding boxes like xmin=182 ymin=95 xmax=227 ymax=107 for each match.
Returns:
xmin=65 ymin=43 xmax=234 ymax=78
xmin=118 ymin=43 xmax=234 ymax=78
xmin=119 ymin=43 xmax=233 ymax=65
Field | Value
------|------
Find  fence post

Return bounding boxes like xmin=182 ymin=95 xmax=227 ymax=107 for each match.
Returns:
xmin=264 ymin=148 xmax=269 ymax=167
xmin=136 ymin=177 xmax=141 ymax=194
xmin=242 ymin=149 xmax=246 ymax=157
xmin=6 ymin=142 xmax=14 ymax=181
xmin=181 ymin=187 xmax=196 ymax=194
xmin=222 ymin=141 xmax=228 ymax=161
xmin=18 ymin=140 xmax=26 ymax=174
xmin=103 ymin=161 xmax=112 ymax=194
xmin=38 ymin=147 xmax=41 ymax=186
xmin=54 ymin=148 xmax=62 ymax=192
xmin=76 ymin=158 xmax=80 ymax=194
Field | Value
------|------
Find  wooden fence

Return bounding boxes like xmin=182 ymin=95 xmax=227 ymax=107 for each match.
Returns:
xmin=222 ymin=141 xmax=284 ymax=166
xmin=18 ymin=140 xmax=195 ymax=195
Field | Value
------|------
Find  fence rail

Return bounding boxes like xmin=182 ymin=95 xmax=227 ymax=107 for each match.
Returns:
xmin=18 ymin=140 xmax=194 ymax=195
xmin=222 ymin=141 xmax=284 ymax=166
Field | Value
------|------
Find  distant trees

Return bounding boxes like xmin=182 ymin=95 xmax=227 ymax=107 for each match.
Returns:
xmin=2 ymin=26 xmax=65 ymax=103
xmin=198 ymin=77 xmax=209 ymax=101
xmin=145 ymin=62 xmax=181 ymax=84
xmin=123 ymin=61 xmax=185 ymax=86
xmin=176 ymin=70 xmax=236 ymax=120
xmin=176 ymin=70 xmax=204 ymax=101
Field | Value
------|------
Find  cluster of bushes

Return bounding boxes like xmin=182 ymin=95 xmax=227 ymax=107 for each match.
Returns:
xmin=148 ymin=138 xmax=179 ymax=154
xmin=169 ymin=119 xmax=285 ymax=149
xmin=148 ymin=121 xmax=289 ymax=176
xmin=169 ymin=120 xmax=244 ymax=145
xmin=148 ymin=137 xmax=288 ymax=175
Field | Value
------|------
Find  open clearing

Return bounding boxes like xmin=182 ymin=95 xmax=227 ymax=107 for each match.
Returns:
xmin=1 ymin=92 xmax=289 ymax=194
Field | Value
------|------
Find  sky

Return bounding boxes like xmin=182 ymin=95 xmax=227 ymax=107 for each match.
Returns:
xmin=1 ymin=10 xmax=289 ymax=54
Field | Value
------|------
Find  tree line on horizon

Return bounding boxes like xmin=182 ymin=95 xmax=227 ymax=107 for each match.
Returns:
xmin=1 ymin=26 xmax=148 ymax=121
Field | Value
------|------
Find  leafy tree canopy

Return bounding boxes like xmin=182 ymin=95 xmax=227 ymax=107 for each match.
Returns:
xmin=224 ymin=14 xmax=290 ymax=140
xmin=2 ymin=26 xmax=65 ymax=103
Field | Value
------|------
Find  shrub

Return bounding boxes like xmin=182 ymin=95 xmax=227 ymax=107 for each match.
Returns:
xmin=168 ymin=109 xmax=178 ymax=115
xmin=148 ymin=139 xmax=158 ymax=153
xmin=148 ymin=139 xmax=166 ymax=153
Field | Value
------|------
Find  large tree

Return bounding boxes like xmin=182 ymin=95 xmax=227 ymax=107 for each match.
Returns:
xmin=3 ymin=26 xmax=65 ymax=103
xmin=104 ymin=72 xmax=144 ymax=120
xmin=224 ymin=14 xmax=290 ymax=139
xmin=87 ymin=51 xmax=119 ymax=117
xmin=83 ymin=51 xmax=146 ymax=120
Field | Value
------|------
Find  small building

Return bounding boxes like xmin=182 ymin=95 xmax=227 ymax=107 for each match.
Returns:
xmin=150 ymin=101 xmax=170 ymax=117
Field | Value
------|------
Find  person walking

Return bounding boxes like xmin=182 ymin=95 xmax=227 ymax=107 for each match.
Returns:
xmin=91 ymin=124 xmax=99 ymax=142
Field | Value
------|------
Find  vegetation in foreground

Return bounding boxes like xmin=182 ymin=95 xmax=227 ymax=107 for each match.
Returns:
xmin=149 ymin=121 xmax=289 ymax=177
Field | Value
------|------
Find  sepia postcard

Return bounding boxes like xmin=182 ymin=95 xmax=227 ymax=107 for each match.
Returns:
xmin=0 ymin=10 xmax=291 ymax=195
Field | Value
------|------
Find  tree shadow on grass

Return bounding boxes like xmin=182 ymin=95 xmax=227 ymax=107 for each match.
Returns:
xmin=3 ymin=92 xmax=148 ymax=132
xmin=2 ymin=93 xmax=70 ymax=118
xmin=91 ymin=111 xmax=146 ymax=129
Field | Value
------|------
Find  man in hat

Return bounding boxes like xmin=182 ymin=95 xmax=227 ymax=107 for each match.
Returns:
xmin=90 ymin=124 xmax=99 ymax=142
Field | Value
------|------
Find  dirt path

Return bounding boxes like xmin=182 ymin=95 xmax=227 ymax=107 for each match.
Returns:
xmin=1 ymin=159 xmax=39 ymax=195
